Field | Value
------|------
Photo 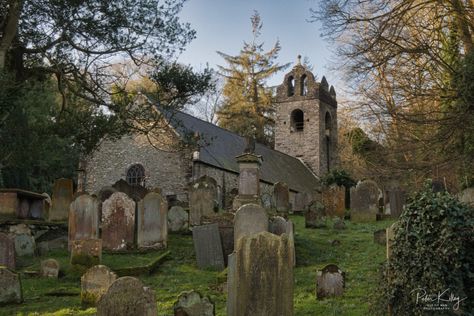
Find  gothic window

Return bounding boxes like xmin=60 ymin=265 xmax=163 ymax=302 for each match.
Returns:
xmin=290 ymin=109 xmax=304 ymax=132
xmin=287 ymin=76 xmax=295 ymax=96
xmin=126 ymin=164 xmax=145 ymax=186
xmin=325 ymin=112 xmax=332 ymax=172
xmin=300 ymin=74 xmax=308 ymax=96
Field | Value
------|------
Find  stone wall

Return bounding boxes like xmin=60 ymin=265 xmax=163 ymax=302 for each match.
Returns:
xmin=84 ymin=133 xmax=192 ymax=201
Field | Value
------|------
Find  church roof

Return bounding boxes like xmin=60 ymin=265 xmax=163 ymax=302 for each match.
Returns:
xmin=165 ymin=110 xmax=319 ymax=193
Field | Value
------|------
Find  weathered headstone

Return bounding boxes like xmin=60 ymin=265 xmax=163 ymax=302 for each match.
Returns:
xmin=269 ymin=216 xmax=296 ymax=266
xmin=13 ymin=233 xmax=35 ymax=257
xmin=350 ymin=180 xmax=380 ymax=222
xmin=322 ymin=185 xmax=345 ymax=218
xmin=192 ymin=223 xmax=224 ymax=270
xmin=305 ymin=201 xmax=326 ymax=228
xmin=294 ymin=192 xmax=311 ymax=212
xmin=232 ymin=153 xmax=262 ymax=210
xmin=189 ymin=176 xmax=217 ymax=226
xmin=71 ymin=239 xmax=102 ymax=268
xmin=260 ymin=193 xmax=272 ymax=209
xmin=0 ymin=267 xmax=22 ymax=304
xmin=0 ymin=192 xmax=18 ymax=217
xmin=69 ymin=194 xmax=100 ymax=249
xmin=101 ymin=192 xmax=135 ymax=251
xmin=40 ymin=259 xmax=59 ymax=278
xmin=112 ymin=179 xmax=149 ymax=202
xmin=200 ymin=213 xmax=235 ymax=266
xmin=233 ymin=203 xmax=268 ymax=246
xmin=227 ymin=231 xmax=293 ymax=316
xmin=458 ymin=187 xmax=474 ymax=207
xmin=168 ymin=206 xmax=189 ymax=232
xmin=137 ymin=192 xmax=168 ymax=249
xmin=386 ymin=222 xmax=396 ymax=260
xmin=273 ymin=182 xmax=290 ymax=213
xmin=49 ymin=178 xmax=73 ymax=221
xmin=316 ymin=264 xmax=345 ymax=299
xmin=374 ymin=229 xmax=386 ymax=245
xmin=384 ymin=189 xmax=406 ymax=218
xmin=173 ymin=290 xmax=214 ymax=316
xmin=81 ymin=265 xmax=117 ymax=306
xmin=0 ymin=232 xmax=15 ymax=270
xmin=97 ymin=186 xmax=117 ymax=203
xmin=97 ymin=276 xmax=158 ymax=316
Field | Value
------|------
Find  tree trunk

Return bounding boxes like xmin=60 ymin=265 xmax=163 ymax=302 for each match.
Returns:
xmin=0 ymin=0 xmax=23 ymax=70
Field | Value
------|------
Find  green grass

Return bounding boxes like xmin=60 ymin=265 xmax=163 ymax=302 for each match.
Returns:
xmin=2 ymin=215 xmax=392 ymax=316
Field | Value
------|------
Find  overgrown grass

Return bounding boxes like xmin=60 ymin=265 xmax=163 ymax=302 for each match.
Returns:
xmin=2 ymin=215 xmax=392 ymax=316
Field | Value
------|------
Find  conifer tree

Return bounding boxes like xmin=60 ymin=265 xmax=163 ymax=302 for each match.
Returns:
xmin=217 ymin=11 xmax=288 ymax=145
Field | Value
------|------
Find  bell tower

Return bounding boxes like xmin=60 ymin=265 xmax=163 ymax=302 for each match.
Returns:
xmin=274 ymin=56 xmax=338 ymax=176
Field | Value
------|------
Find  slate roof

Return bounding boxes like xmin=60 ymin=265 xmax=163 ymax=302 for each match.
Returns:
xmin=165 ymin=110 xmax=319 ymax=193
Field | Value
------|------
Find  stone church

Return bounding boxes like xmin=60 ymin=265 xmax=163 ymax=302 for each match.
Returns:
xmin=81 ymin=60 xmax=338 ymax=210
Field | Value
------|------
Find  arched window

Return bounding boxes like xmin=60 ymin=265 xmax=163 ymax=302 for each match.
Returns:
xmin=126 ymin=164 xmax=145 ymax=186
xmin=300 ymin=74 xmax=308 ymax=96
xmin=325 ymin=112 xmax=332 ymax=172
xmin=287 ymin=76 xmax=295 ymax=96
xmin=290 ymin=109 xmax=304 ymax=132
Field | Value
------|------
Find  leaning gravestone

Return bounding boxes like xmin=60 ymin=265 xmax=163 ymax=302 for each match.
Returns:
xmin=316 ymin=264 xmax=345 ymax=299
xmin=97 ymin=276 xmax=158 ymax=316
xmin=102 ymin=192 xmax=135 ymax=251
xmin=49 ymin=178 xmax=73 ymax=221
xmin=40 ymin=259 xmax=59 ymax=278
xmin=0 ymin=267 xmax=22 ymax=304
xmin=168 ymin=206 xmax=188 ymax=233
xmin=189 ymin=177 xmax=217 ymax=226
xmin=71 ymin=239 xmax=102 ymax=268
xmin=192 ymin=223 xmax=224 ymax=270
xmin=350 ymin=180 xmax=380 ymax=222
xmin=322 ymin=185 xmax=345 ymax=218
xmin=173 ymin=290 xmax=215 ymax=316
xmin=137 ymin=192 xmax=168 ymax=249
xmin=227 ymin=231 xmax=293 ymax=316
xmin=273 ymin=182 xmax=290 ymax=213
xmin=200 ymin=213 xmax=235 ymax=266
xmin=305 ymin=201 xmax=326 ymax=228
xmin=233 ymin=203 xmax=268 ymax=246
xmin=69 ymin=194 xmax=100 ymax=249
xmin=81 ymin=265 xmax=117 ymax=306
xmin=0 ymin=232 xmax=15 ymax=270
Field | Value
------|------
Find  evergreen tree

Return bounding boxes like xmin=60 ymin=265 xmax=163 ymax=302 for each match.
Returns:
xmin=217 ymin=11 xmax=288 ymax=145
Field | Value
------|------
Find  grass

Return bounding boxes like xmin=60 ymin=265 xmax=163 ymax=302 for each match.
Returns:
xmin=2 ymin=215 xmax=393 ymax=316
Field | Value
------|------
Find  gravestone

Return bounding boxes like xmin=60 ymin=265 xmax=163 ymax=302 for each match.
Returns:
xmin=232 ymin=153 xmax=262 ymax=210
xmin=294 ymin=192 xmax=311 ymax=212
xmin=384 ymin=190 xmax=406 ymax=218
xmin=233 ymin=203 xmax=268 ymax=246
xmin=322 ymin=185 xmax=345 ymax=218
xmin=374 ymin=229 xmax=386 ymax=245
xmin=269 ymin=216 xmax=296 ymax=266
xmin=49 ymin=178 xmax=73 ymax=221
xmin=40 ymin=259 xmax=59 ymax=278
xmin=112 ymin=179 xmax=149 ymax=202
xmin=101 ymin=192 xmax=135 ymax=251
xmin=0 ymin=267 xmax=22 ymax=304
xmin=350 ymin=180 xmax=380 ymax=222
xmin=333 ymin=219 xmax=346 ymax=230
xmin=173 ymin=290 xmax=214 ymax=316
xmin=386 ymin=223 xmax=396 ymax=260
xmin=227 ymin=231 xmax=293 ymax=316
xmin=0 ymin=192 xmax=17 ymax=217
xmin=458 ymin=187 xmax=474 ymax=207
xmin=200 ymin=213 xmax=235 ymax=266
xmin=168 ymin=206 xmax=189 ymax=232
xmin=98 ymin=187 xmax=117 ymax=202
xmin=71 ymin=239 xmax=102 ymax=268
xmin=305 ymin=201 xmax=326 ymax=228
xmin=0 ymin=233 xmax=15 ymax=270
xmin=137 ymin=192 xmax=168 ymax=249
xmin=69 ymin=194 xmax=100 ymax=249
xmin=273 ymin=182 xmax=290 ymax=213
xmin=97 ymin=276 xmax=158 ymax=316
xmin=192 ymin=223 xmax=224 ymax=270
xmin=189 ymin=176 xmax=217 ymax=226
xmin=316 ymin=264 xmax=345 ymax=299
xmin=14 ymin=233 xmax=35 ymax=257
xmin=260 ymin=193 xmax=272 ymax=209
xmin=81 ymin=265 xmax=117 ymax=306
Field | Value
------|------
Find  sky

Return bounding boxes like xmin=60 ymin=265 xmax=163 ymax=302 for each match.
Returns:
xmin=177 ymin=0 xmax=339 ymax=88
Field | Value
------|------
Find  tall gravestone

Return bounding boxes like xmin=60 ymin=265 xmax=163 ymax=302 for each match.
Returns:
xmin=233 ymin=203 xmax=268 ymax=246
xmin=49 ymin=178 xmax=73 ymax=221
xmin=273 ymin=182 xmax=290 ymax=213
xmin=232 ymin=153 xmax=262 ymax=210
xmin=81 ymin=265 xmax=117 ymax=306
xmin=192 ymin=223 xmax=225 ymax=270
xmin=0 ymin=232 xmax=15 ymax=270
xmin=97 ymin=276 xmax=158 ymax=316
xmin=137 ymin=192 xmax=168 ymax=249
xmin=0 ymin=267 xmax=22 ymax=304
xmin=102 ymin=192 xmax=135 ymax=251
xmin=189 ymin=176 xmax=217 ymax=226
xmin=322 ymin=185 xmax=345 ymax=218
xmin=227 ymin=231 xmax=293 ymax=316
xmin=350 ymin=180 xmax=380 ymax=222
xmin=316 ymin=264 xmax=345 ymax=298
xmin=69 ymin=194 xmax=100 ymax=249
